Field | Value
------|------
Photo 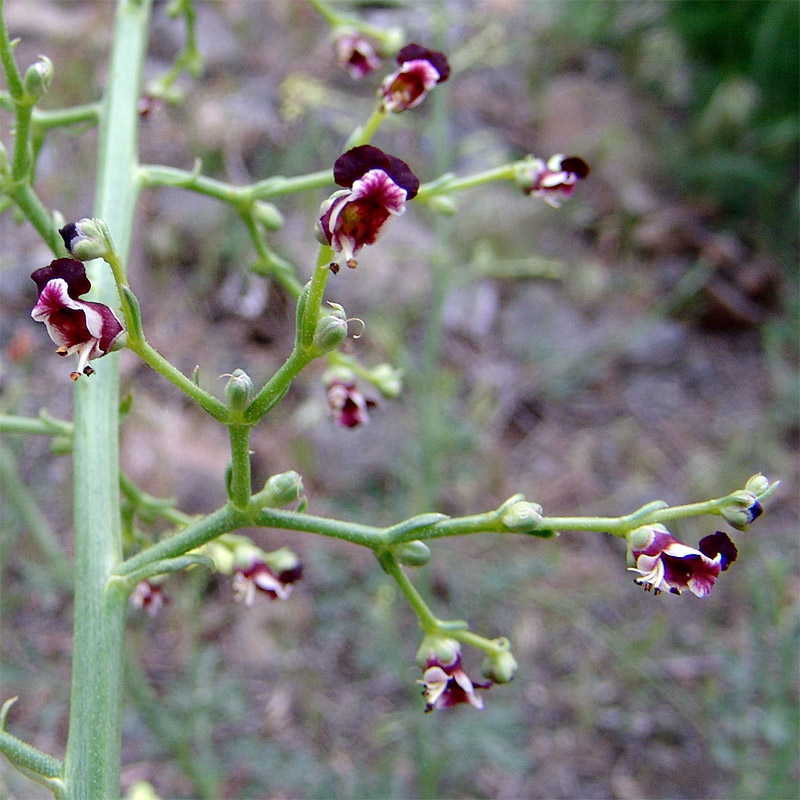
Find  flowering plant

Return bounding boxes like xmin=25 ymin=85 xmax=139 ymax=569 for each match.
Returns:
xmin=0 ymin=1 xmax=783 ymax=798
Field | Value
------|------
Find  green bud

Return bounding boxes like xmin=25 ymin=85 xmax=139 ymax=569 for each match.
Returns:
xmin=23 ymin=55 xmax=53 ymax=100
xmin=416 ymin=634 xmax=461 ymax=669
xmin=59 ymin=218 xmax=110 ymax=261
xmin=481 ymin=646 xmax=518 ymax=684
xmin=225 ymin=369 xmax=254 ymax=412
xmin=393 ymin=540 xmax=431 ymax=567
xmin=257 ymin=470 xmax=304 ymax=508
xmin=201 ymin=540 xmax=235 ymax=574
xmin=501 ymin=501 xmax=544 ymax=532
xmin=744 ymin=473 xmax=770 ymax=496
xmin=428 ymin=195 xmax=458 ymax=216
xmin=263 ymin=546 xmax=301 ymax=576
xmin=719 ymin=490 xmax=763 ymax=530
xmin=253 ymin=200 xmax=284 ymax=231
xmin=370 ymin=363 xmax=403 ymax=399
xmin=313 ymin=302 xmax=348 ymax=352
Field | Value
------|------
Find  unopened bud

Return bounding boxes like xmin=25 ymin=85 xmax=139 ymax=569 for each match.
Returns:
xmin=393 ymin=540 xmax=431 ymax=567
xmin=59 ymin=218 xmax=110 ymax=261
xmin=416 ymin=634 xmax=461 ymax=669
xmin=225 ymin=369 xmax=254 ymax=412
xmin=719 ymin=490 xmax=763 ymax=530
xmin=313 ymin=302 xmax=348 ymax=352
xmin=23 ymin=55 xmax=53 ymax=100
xmin=428 ymin=195 xmax=458 ymax=216
xmin=370 ymin=363 xmax=403 ymax=399
xmin=258 ymin=470 xmax=304 ymax=508
xmin=501 ymin=501 xmax=544 ymax=532
xmin=253 ymin=200 xmax=284 ymax=231
xmin=263 ymin=546 xmax=303 ymax=583
xmin=202 ymin=540 xmax=236 ymax=574
xmin=744 ymin=473 xmax=770 ymax=496
xmin=481 ymin=645 xmax=518 ymax=684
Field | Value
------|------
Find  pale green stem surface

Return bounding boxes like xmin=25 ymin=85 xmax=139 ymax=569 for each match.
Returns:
xmin=63 ymin=1 xmax=153 ymax=798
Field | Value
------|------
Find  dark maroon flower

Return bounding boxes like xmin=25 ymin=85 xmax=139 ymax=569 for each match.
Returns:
xmin=380 ymin=43 xmax=450 ymax=112
xmin=334 ymin=32 xmax=381 ymax=79
xmin=233 ymin=557 xmax=303 ymax=606
xmin=31 ymin=258 xmax=125 ymax=380
xmin=516 ymin=154 xmax=590 ymax=207
xmin=417 ymin=650 xmax=490 ymax=712
xmin=326 ymin=378 xmax=376 ymax=428
xmin=627 ymin=525 xmax=738 ymax=597
xmin=316 ymin=145 xmax=418 ymax=270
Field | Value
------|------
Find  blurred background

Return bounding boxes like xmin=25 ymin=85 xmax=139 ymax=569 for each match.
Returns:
xmin=1 ymin=1 xmax=798 ymax=798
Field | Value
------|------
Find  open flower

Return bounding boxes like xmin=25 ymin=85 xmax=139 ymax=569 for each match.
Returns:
xmin=31 ymin=258 xmax=125 ymax=380
xmin=334 ymin=32 xmax=381 ymax=79
xmin=379 ymin=43 xmax=450 ymax=112
xmin=417 ymin=645 xmax=490 ymax=712
xmin=326 ymin=378 xmax=376 ymax=428
xmin=232 ymin=556 xmax=303 ymax=606
xmin=315 ymin=145 xmax=418 ymax=271
xmin=627 ymin=525 xmax=738 ymax=597
xmin=515 ymin=153 xmax=590 ymax=207
xmin=130 ymin=581 xmax=167 ymax=617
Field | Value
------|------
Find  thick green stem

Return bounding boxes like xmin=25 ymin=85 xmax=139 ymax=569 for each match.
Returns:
xmin=63 ymin=1 xmax=152 ymax=798
xmin=227 ymin=423 xmax=253 ymax=510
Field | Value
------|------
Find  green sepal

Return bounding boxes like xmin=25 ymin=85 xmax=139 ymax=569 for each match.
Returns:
xmin=113 ymin=553 xmax=216 ymax=589
xmin=294 ymin=279 xmax=312 ymax=349
xmin=0 ymin=698 xmax=66 ymax=799
xmin=384 ymin=512 xmax=449 ymax=543
xmin=120 ymin=284 xmax=144 ymax=341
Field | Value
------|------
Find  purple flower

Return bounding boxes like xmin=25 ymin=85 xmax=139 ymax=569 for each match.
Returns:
xmin=316 ymin=145 xmax=418 ymax=270
xmin=232 ymin=557 xmax=303 ymax=606
xmin=517 ymin=154 xmax=590 ymax=207
xmin=31 ymin=258 xmax=125 ymax=381
xmin=334 ymin=32 xmax=381 ymax=79
xmin=627 ymin=525 xmax=738 ymax=597
xmin=380 ymin=43 xmax=450 ymax=112
xmin=326 ymin=378 xmax=376 ymax=428
xmin=130 ymin=581 xmax=167 ymax=617
xmin=418 ymin=651 xmax=490 ymax=712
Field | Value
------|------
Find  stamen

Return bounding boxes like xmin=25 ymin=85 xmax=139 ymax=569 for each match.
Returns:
xmin=70 ymin=371 xmax=81 ymax=381
xmin=56 ymin=346 xmax=68 ymax=356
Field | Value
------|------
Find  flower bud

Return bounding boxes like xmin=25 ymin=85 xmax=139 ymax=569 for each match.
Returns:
xmin=263 ymin=546 xmax=303 ymax=583
xmin=370 ymin=363 xmax=403 ymax=399
xmin=427 ymin=195 xmax=458 ymax=216
xmin=719 ymin=490 xmax=763 ymax=530
xmin=744 ymin=473 xmax=770 ymax=496
xmin=202 ymin=540 xmax=235 ymax=574
xmin=23 ymin=55 xmax=53 ymax=100
xmin=257 ymin=470 xmax=304 ymax=508
xmin=224 ymin=368 xmax=253 ymax=412
xmin=393 ymin=539 xmax=431 ymax=567
xmin=59 ymin=218 xmax=110 ymax=261
xmin=501 ymin=501 xmax=544 ymax=532
xmin=253 ymin=200 xmax=284 ymax=231
xmin=416 ymin=634 xmax=460 ymax=669
xmin=313 ymin=302 xmax=348 ymax=352
xmin=481 ymin=647 xmax=518 ymax=684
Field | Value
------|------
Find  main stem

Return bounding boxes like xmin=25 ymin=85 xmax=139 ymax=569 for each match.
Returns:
xmin=64 ymin=1 xmax=152 ymax=797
